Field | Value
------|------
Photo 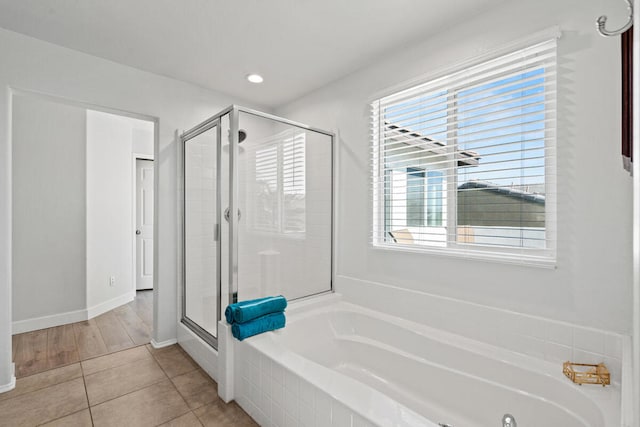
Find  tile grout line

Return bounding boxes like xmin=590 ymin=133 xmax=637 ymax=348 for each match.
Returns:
xmin=6 ymin=295 xmax=160 ymax=426
xmin=13 ymin=329 xmax=45 ymax=379
xmin=84 ymin=348 xmax=171 ymax=409
xmin=45 ymin=326 xmax=54 ymax=372
xmin=0 ymin=374 xmax=82 ymax=404
xmin=112 ymin=305 xmax=147 ymax=346
xmin=94 ymin=312 xmax=135 ymax=352
xmin=88 ymin=375 xmax=169 ymax=409
xmin=73 ymin=323 xmax=96 ymax=426
xmin=11 ymin=334 xmax=20 ymax=376
xmin=35 ymin=407 xmax=89 ymax=427
xmin=80 ymin=342 xmax=145 ymax=363
xmin=147 ymin=344 xmax=199 ymax=378
xmin=90 ymin=314 xmax=114 ymax=359
xmin=4 ymin=346 xmax=249 ymax=426
xmin=137 ymin=291 xmax=154 ymax=331
xmin=125 ymin=300 xmax=152 ymax=332
xmin=123 ymin=292 xmax=154 ymax=345
xmin=14 ymin=359 xmax=77 ymax=380
xmin=145 ymin=344 xmax=206 ymax=425
xmin=40 ymin=327 xmax=51 ymax=374
xmin=113 ymin=307 xmax=139 ymax=345
xmin=155 ymin=409 xmax=202 ymax=427
xmin=136 ymin=290 xmax=153 ymax=333
xmin=3 ymin=345 xmax=159 ymax=404
xmin=13 ymin=342 xmax=149 ymax=381
xmin=46 ymin=325 xmax=79 ymax=373
xmin=192 ymin=409 xmax=206 ymax=427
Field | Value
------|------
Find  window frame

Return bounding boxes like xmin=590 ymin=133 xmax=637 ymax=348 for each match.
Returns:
xmin=371 ymin=38 xmax=558 ymax=268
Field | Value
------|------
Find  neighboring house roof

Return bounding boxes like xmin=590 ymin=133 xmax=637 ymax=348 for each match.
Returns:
xmin=385 ymin=123 xmax=479 ymax=167
xmin=458 ymin=180 xmax=545 ymax=204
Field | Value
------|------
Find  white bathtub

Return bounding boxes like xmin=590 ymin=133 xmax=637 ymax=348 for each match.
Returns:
xmin=231 ymin=295 xmax=621 ymax=427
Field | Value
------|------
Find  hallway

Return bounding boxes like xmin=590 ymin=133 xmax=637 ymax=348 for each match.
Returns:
xmin=12 ymin=291 xmax=153 ymax=378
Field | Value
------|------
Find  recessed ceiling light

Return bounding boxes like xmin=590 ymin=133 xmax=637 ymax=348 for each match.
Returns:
xmin=246 ymin=74 xmax=264 ymax=84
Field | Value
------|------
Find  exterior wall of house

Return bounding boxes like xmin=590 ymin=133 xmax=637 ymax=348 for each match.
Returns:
xmin=457 ymin=189 xmax=545 ymax=228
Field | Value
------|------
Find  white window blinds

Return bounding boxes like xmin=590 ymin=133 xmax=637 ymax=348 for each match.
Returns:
xmin=371 ymin=39 xmax=557 ymax=264
xmin=253 ymin=131 xmax=306 ymax=233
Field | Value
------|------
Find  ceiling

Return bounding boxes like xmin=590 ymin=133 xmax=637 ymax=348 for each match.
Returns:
xmin=0 ymin=0 xmax=507 ymax=107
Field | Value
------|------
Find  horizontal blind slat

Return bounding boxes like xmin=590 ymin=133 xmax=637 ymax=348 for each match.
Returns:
xmin=371 ymin=38 xmax=556 ymax=259
xmin=381 ymin=40 xmax=556 ymax=106
xmin=383 ymin=74 xmax=555 ymax=127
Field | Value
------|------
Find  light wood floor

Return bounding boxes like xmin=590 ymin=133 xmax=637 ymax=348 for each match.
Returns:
xmin=12 ymin=290 xmax=154 ymax=378
xmin=3 ymin=291 xmax=257 ymax=427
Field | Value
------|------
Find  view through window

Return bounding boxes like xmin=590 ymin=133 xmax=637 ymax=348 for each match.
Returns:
xmin=372 ymin=40 xmax=556 ymax=261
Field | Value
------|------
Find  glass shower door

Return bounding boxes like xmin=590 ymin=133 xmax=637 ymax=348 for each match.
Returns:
xmin=236 ymin=111 xmax=333 ymax=301
xmin=182 ymin=119 xmax=221 ymax=347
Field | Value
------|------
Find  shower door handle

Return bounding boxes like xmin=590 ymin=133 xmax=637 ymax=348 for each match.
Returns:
xmin=224 ymin=207 xmax=241 ymax=222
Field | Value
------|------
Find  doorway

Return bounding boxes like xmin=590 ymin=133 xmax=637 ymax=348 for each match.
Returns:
xmin=135 ymin=158 xmax=154 ymax=291
xmin=10 ymin=92 xmax=158 ymax=379
xmin=11 ymin=92 xmax=157 ymax=336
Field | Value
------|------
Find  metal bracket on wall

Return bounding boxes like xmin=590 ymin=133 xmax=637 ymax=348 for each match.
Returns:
xmin=597 ymin=0 xmax=633 ymax=37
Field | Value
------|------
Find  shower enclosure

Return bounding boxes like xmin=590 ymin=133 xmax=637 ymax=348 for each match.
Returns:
xmin=181 ymin=106 xmax=334 ymax=348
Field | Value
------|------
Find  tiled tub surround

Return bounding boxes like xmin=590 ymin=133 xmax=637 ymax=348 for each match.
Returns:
xmin=227 ymin=295 xmax=624 ymax=427
xmin=338 ymin=277 xmax=627 ymax=382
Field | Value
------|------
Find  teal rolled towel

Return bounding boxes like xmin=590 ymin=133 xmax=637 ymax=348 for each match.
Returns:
xmin=225 ymin=295 xmax=287 ymax=324
xmin=231 ymin=312 xmax=286 ymax=341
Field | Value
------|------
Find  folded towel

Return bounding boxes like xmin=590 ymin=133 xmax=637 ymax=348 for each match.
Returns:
xmin=231 ymin=312 xmax=286 ymax=341
xmin=225 ymin=295 xmax=287 ymax=324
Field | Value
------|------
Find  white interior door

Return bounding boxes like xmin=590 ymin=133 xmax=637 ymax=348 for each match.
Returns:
xmin=136 ymin=159 xmax=154 ymax=290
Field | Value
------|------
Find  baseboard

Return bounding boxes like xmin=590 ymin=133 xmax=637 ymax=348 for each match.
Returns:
xmin=12 ymin=291 xmax=135 ymax=334
xmin=0 ymin=375 xmax=16 ymax=394
xmin=12 ymin=308 xmax=87 ymax=334
xmin=87 ymin=291 xmax=135 ymax=319
xmin=150 ymin=338 xmax=178 ymax=349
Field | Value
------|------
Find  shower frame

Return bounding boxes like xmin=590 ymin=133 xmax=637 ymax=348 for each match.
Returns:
xmin=180 ymin=105 xmax=335 ymax=349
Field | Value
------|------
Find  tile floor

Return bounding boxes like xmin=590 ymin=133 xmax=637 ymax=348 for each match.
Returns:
xmin=3 ymin=292 xmax=257 ymax=426
xmin=12 ymin=291 xmax=154 ymax=378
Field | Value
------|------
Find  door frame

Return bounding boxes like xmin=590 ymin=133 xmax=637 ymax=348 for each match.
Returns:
xmin=7 ymin=90 xmax=162 ymax=382
xmin=132 ymin=153 xmax=154 ymax=293
xmin=180 ymin=118 xmax=222 ymax=349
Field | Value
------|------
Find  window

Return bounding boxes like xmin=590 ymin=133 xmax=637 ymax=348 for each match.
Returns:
xmin=253 ymin=130 xmax=306 ymax=233
xmin=372 ymin=39 xmax=556 ymax=263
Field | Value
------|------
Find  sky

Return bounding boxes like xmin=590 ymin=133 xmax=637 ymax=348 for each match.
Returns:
xmin=383 ymin=66 xmax=548 ymax=190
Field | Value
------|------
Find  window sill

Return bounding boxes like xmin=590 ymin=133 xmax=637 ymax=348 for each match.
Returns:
xmin=372 ymin=242 xmax=557 ymax=269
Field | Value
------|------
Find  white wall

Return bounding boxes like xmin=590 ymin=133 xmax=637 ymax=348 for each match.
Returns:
xmin=0 ymin=27 xmax=265 ymax=390
xmin=278 ymin=0 xmax=633 ymax=335
xmin=132 ymin=121 xmax=154 ymax=155
xmin=11 ymin=95 xmax=87 ymax=323
xmin=86 ymin=110 xmax=153 ymax=312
